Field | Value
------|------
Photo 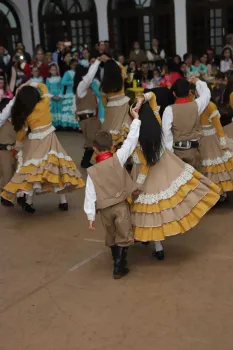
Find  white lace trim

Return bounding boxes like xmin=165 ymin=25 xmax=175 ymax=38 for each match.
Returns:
xmin=154 ymin=106 xmax=161 ymax=115
xmin=110 ymin=123 xmax=130 ymax=135
xmin=143 ymin=92 xmax=153 ymax=102
xmin=208 ymin=110 xmax=220 ymax=122
xmin=16 ymin=150 xmax=72 ymax=173
xmin=33 ymin=123 xmax=52 ymax=131
xmin=28 ymin=126 xmax=55 ymax=140
xmin=202 ymin=128 xmax=216 ymax=136
xmin=107 ymin=96 xmax=130 ymax=107
xmin=219 ymin=137 xmax=227 ymax=147
xmin=202 ymin=150 xmax=233 ymax=166
xmin=134 ymin=164 xmax=195 ymax=205
xmin=136 ymin=173 xmax=147 ymax=184
xmin=133 ymin=151 xmax=141 ymax=164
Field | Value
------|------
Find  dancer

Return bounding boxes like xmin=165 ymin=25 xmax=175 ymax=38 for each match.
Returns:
xmin=200 ymin=101 xmax=233 ymax=200
xmin=0 ymin=98 xmax=16 ymax=194
xmin=130 ymin=92 xmax=220 ymax=258
xmin=1 ymin=82 xmax=84 ymax=213
xmin=46 ymin=63 xmax=63 ymax=128
xmin=84 ymin=112 xmax=141 ymax=279
xmin=101 ymin=58 xmax=131 ymax=148
xmin=61 ymin=58 xmax=79 ymax=129
xmin=74 ymin=58 xmax=103 ymax=168
xmin=162 ymin=77 xmax=211 ymax=168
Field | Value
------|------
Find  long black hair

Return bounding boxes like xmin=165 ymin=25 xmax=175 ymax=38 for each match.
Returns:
xmin=137 ymin=102 xmax=163 ymax=167
xmin=73 ymin=64 xmax=89 ymax=94
xmin=11 ymin=86 xmax=41 ymax=132
xmin=102 ymin=60 xmax=123 ymax=93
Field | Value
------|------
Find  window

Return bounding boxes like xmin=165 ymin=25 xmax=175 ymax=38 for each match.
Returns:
xmin=0 ymin=1 xmax=21 ymax=53
xmin=39 ymin=0 xmax=98 ymax=51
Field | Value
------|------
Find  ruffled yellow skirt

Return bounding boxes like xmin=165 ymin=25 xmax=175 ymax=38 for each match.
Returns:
xmin=131 ymin=149 xmax=220 ymax=242
xmin=1 ymin=131 xmax=84 ymax=203
xmin=200 ymin=133 xmax=233 ymax=193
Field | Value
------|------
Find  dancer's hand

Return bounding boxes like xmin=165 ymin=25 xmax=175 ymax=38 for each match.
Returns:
xmin=101 ymin=55 xmax=110 ymax=62
xmin=131 ymin=107 xmax=139 ymax=119
xmin=88 ymin=220 xmax=95 ymax=232
xmin=188 ymin=77 xmax=199 ymax=85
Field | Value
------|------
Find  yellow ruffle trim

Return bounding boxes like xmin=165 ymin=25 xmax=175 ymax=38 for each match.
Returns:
xmin=133 ymin=190 xmax=220 ymax=242
xmin=212 ymin=180 xmax=233 ymax=193
xmin=202 ymin=159 xmax=233 ymax=174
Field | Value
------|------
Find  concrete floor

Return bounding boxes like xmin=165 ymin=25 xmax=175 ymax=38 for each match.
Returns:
xmin=0 ymin=131 xmax=233 ymax=350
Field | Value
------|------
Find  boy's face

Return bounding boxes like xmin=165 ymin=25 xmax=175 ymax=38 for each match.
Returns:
xmin=32 ymin=68 xmax=39 ymax=77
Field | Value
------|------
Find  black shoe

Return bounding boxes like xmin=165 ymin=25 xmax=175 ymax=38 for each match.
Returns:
xmin=17 ymin=195 xmax=26 ymax=207
xmin=152 ymin=250 xmax=165 ymax=261
xmin=1 ymin=197 xmax=14 ymax=207
xmin=142 ymin=241 xmax=150 ymax=246
xmin=113 ymin=247 xmax=129 ymax=279
xmin=59 ymin=202 xmax=69 ymax=211
xmin=22 ymin=203 xmax=36 ymax=214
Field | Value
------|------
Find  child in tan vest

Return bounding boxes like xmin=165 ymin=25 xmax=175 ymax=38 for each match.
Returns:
xmin=0 ymin=98 xmax=16 ymax=197
xmin=84 ymin=109 xmax=141 ymax=279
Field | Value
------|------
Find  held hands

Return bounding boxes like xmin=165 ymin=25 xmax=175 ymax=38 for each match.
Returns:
xmin=188 ymin=77 xmax=200 ymax=85
xmin=16 ymin=80 xmax=30 ymax=94
xmin=131 ymin=106 xmax=139 ymax=119
xmin=88 ymin=220 xmax=95 ymax=232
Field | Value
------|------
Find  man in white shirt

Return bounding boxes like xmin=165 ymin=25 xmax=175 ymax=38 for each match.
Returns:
xmin=84 ymin=109 xmax=141 ymax=279
xmin=162 ymin=77 xmax=211 ymax=168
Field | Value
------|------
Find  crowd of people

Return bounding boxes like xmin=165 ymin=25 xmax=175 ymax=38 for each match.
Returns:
xmin=1 ymin=36 xmax=233 ymax=279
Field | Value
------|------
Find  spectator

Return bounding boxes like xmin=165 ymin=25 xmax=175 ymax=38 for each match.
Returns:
xmin=117 ymin=54 xmax=126 ymax=66
xmin=211 ymin=72 xmax=226 ymax=106
xmin=9 ymin=55 xmax=29 ymax=93
xmin=180 ymin=61 xmax=188 ymax=78
xmin=15 ymin=42 xmax=31 ymax=64
xmin=0 ymin=46 xmax=11 ymax=77
xmin=220 ymin=47 xmax=233 ymax=74
xmin=127 ymin=60 xmax=138 ymax=84
xmin=79 ymin=48 xmax=90 ymax=67
xmin=223 ymin=34 xmax=233 ymax=55
xmin=160 ymin=61 xmax=182 ymax=88
xmin=173 ymin=55 xmax=182 ymax=72
xmin=32 ymin=49 xmax=49 ymax=79
xmin=188 ymin=56 xmax=207 ymax=75
xmin=30 ymin=66 xmax=44 ymax=84
xmin=104 ymin=41 xmax=115 ymax=58
xmin=93 ymin=41 xmax=106 ymax=58
xmin=152 ymin=68 xmax=162 ymax=87
xmin=45 ymin=52 xmax=53 ymax=65
xmin=135 ymin=61 xmax=153 ymax=86
xmin=59 ymin=51 xmax=72 ymax=77
xmin=206 ymin=47 xmax=219 ymax=69
xmin=0 ymin=75 xmax=13 ymax=101
xmin=200 ymin=53 xmax=212 ymax=76
xmin=129 ymin=41 xmax=147 ymax=67
xmin=183 ymin=53 xmax=193 ymax=69
xmin=146 ymin=38 xmax=166 ymax=64
xmin=72 ymin=50 xmax=79 ymax=60
xmin=52 ymin=41 xmax=64 ymax=64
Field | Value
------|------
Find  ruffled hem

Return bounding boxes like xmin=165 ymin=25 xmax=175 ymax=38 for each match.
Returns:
xmin=202 ymin=158 xmax=233 ymax=173
xmin=133 ymin=190 xmax=219 ymax=242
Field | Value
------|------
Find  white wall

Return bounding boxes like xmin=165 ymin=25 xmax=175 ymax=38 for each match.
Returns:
xmin=174 ymin=0 xmax=187 ymax=56
xmin=94 ymin=0 xmax=109 ymax=41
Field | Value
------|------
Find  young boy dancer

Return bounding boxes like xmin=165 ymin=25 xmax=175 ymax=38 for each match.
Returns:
xmin=84 ymin=108 xmax=141 ymax=279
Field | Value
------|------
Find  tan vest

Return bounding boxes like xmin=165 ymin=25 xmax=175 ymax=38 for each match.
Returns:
xmin=76 ymin=89 xmax=97 ymax=113
xmin=87 ymin=154 xmax=137 ymax=210
xmin=171 ymin=102 xmax=201 ymax=143
xmin=0 ymin=119 xmax=16 ymax=145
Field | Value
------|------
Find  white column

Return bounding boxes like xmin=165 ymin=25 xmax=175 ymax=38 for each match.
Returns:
xmin=174 ymin=0 xmax=187 ymax=57
xmin=31 ymin=0 xmax=41 ymax=48
xmin=10 ymin=0 xmax=33 ymax=54
xmin=94 ymin=0 xmax=109 ymax=41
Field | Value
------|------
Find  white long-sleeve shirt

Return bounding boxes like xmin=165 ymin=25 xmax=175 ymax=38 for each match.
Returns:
xmin=162 ymin=80 xmax=211 ymax=152
xmin=76 ymin=59 xmax=101 ymax=115
xmin=84 ymin=119 xmax=141 ymax=221
xmin=0 ymin=97 xmax=15 ymax=129
xmin=220 ymin=59 xmax=232 ymax=73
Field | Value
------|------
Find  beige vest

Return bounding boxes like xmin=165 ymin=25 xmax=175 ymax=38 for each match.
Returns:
xmin=76 ymin=89 xmax=97 ymax=113
xmin=171 ymin=102 xmax=201 ymax=142
xmin=87 ymin=154 xmax=137 ymax=210
xmin=0 ymin=119 xmax=16 ymax=145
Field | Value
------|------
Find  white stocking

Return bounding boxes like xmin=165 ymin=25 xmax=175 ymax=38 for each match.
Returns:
xmin=155 ymin=241 xmax=163 ymax=252
xmin=60 ymin=194 xmax=67 ymax=204
xmin=26 ymin=193 xmax=33 ymax=205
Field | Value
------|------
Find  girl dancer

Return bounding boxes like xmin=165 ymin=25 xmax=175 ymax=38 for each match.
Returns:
xmin=130 ymin=92 xmax=220 ymax=258
xmin=1 ymin=82 xmax=84 ymax=213
xmin=46 ymin=63 xmax=63 ymax=128
xmin=61 ymin=58 xmax=79 ymax=130
xmin=101 ymin=58 xmax=131 ymax=147
xmin=200 ymin=101 xmax=233 ymax=200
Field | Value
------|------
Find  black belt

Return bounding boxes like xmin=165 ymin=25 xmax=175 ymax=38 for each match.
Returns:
xmin=78 ymin=113 xmax=94 ymax=121
xmin=0 ymin=143 xmax=15 ymax=151
xmin=173 ymin=140 xmax=200 ymax=150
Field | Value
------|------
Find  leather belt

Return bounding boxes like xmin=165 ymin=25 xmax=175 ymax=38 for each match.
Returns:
xmin=78 ymin=113 xmax=94 ymax=121
xmin=0 ymin=143 xmax=15 ymax=151
xmin=173 ymin=140 xmax=200 ymax=150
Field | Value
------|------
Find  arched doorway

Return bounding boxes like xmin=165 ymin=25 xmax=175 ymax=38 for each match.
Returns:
xmin=38 ymin=0 xmax=98 ymax=52
xmin=0 ymin=1 xmax=22 ymax=53
xmin=108 ymin=0 xmax=175 ymax=56
xmin=187 ymin=0 xmax=233 ymax=55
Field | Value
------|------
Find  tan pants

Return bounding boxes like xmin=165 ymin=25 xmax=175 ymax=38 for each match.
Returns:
xmin=174 ymin=148 xmax=200 ymax=170
xmin=79 ymin=117 xmax=101 ymax=148
xmin=0 ymin=150 xmax=14 ymax=191
xmin=99 ymin=201 xmax=134 ymax=248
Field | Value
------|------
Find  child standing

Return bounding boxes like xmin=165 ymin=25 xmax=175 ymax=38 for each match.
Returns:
xmin=46 ymin=63 xmax=62 ymax=128
xmin=220 ymin=48 xmax=233 ymax=74
xmin=30 ymin=66 xmax=44 ymax=84
xmin=84 ymin=112 xmax=141 ymax=279
xmin=61 ymin=59 xmax=79 ymax=129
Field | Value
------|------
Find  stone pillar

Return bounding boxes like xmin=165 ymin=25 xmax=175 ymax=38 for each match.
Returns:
xmin=174 ymin=0 xmax=188 ymax=57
